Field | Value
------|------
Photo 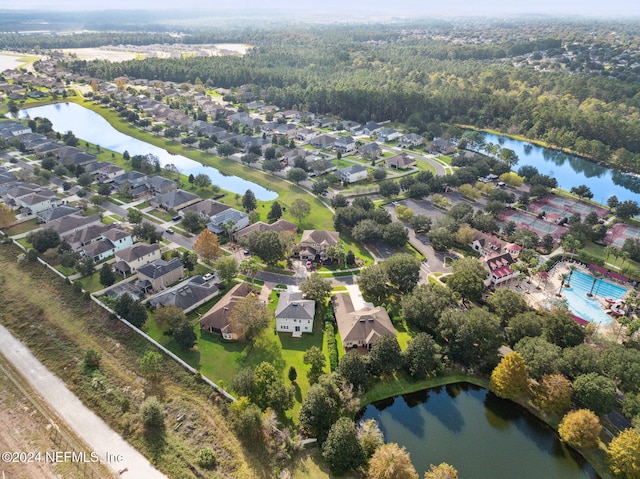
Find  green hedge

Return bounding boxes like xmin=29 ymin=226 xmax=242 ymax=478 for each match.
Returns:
xmin=325 ymin=321 xmax=338 ymax=371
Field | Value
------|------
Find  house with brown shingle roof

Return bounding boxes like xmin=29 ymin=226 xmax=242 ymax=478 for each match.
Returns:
xmin=385 ymin=152 xmax=417 ymax=170
xmin=298 ymin=230 xmax=339 ymax=261
xmin=331 ymin=293 xmax=396 ymax=352
xmin=234 ymin=219 xmax=298 ymax=241
xmin=198 ymin=282 xmax=253 ymax=340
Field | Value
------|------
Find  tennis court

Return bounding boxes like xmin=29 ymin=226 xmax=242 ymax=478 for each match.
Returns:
xmin=529 ymin=194 xmax=607 ymax=219
xmin=501 ymin=210 xmax=569 ymax=239
xmin=606 ymin=223 xmax=640 ymax=248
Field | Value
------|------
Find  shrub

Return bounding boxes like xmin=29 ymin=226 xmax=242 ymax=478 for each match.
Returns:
xmin=196 ymin=448 xmax=216 ymax=469
xmin=325 ymin=322 xmax=339 ymax=371
xmin=140 ymin=396 xmax=164 ymax=429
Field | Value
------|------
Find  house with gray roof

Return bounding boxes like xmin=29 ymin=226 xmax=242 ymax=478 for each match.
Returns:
xmin=275 ymin=291 xmax=315 ymax=337
xmin=0 ymin=169 xmax=17 ymax=185
xmin=334 ymin=136 xmax=356 ymax=154
xmin=207 ymin=208 xmax=249 ymax=235
xmin=234 ymin=219 xmax=298 ymax=241
xmin=151 ymin=189 xmax=200 ymax=211
xmin=309 ymin=134 xmax=336 ymax=149
xmin=332 ymin=293 xmax=396 ymax=352
xmin=146 ymin=175 xmax=177 ymax=195
xmin=385 ymin=152 xmax=417 ymax=170
xmin=14 ymin=190 xmax=61 ymax=215
xmin=398 ymin=133 xmax=425 ymax=148
xmin=182 ymin=199 xmax=230 ymax=220
xmin=136 ymin=257 xmax=184 ymax=293
xmin=103 ymin=281 xmax=143 ymax=302
xmin=148 ymin=276 xmax=219 ymax=313
xmin=44 ymin=214 xmax=102 ymax=236
xmin=37 ymin=205 xmax=81 ymax=223
xmin=114 ymin=242 xmax=161 ymax=275
xmin=376 ymin=127 xmax=403 ymax=142
xmin=80 ymin=227 xmax=133 ymax=262
xmin=338 ymin=165 xmax=368 ymax=184
xmin=359 ymin=142 xmax=382 ymax=159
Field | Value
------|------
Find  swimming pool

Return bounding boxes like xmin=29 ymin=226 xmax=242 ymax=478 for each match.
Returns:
xmin=562 ymin=269 xmax=627 ymax=325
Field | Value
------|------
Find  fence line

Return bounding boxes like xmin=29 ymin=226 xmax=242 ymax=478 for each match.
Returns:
xmin=8 ymin=237 xmax=236 ymax=403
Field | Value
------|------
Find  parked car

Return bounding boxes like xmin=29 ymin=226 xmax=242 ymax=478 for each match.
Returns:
xmin=243 ymin=249 xmax=250 ymax=256
xmin=172 ymin=215 xmax=181 ymax=221
xmin=166 ymin=228 xmax=174 ymax=234
xmin=203 ymin=273 xmax=214 ymax=281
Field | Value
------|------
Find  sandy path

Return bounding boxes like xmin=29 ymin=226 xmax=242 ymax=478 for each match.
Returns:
xmin=0 ymin=324 xmax=167 ymax=479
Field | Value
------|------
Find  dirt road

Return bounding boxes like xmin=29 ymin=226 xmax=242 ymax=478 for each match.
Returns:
xmin=0 ymin=324 xmax=167 ymax=479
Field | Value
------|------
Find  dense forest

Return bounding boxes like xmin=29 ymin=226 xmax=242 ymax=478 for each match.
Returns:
xmin=6 ymin=19 xmax=635 ymax=166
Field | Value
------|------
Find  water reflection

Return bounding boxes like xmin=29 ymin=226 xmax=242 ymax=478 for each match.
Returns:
xmin=481 ymin=132 xmax=640 ymax=201
xmin=18 ymin=103 xmax=277 ymax=201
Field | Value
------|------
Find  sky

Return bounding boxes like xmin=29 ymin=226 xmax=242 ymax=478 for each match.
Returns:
xmin=4 ymin=0 xmax=640 ymax=17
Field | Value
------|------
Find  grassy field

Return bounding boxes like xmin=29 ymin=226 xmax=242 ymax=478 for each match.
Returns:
xmin=0 ymin=242 xmax=263 ymax=478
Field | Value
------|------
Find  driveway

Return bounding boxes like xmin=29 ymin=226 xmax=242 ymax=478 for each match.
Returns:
xmin=0 ymin=324 xmax=167 ymax=479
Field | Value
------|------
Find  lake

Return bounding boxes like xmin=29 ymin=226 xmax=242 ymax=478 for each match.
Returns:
xmin=358 ymin=383 xmax=598 ymax=479
xmin=480 ymin=132 xmax=640 ymax=204
xmin=18 ymin=102 xmax=277 ymax=201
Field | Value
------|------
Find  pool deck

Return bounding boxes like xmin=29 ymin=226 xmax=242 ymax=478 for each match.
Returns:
xmin=501 ymin=261 xmax=634 ymax=341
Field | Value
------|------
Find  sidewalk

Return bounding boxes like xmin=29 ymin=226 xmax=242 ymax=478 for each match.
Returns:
xmin=0 ymin=324 xmax=167 ymax=479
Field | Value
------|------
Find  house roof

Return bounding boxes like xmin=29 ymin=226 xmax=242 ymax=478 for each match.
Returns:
xmin=339 ymin=165 xmax=367 ymax=175
xmin=149 ymin=276 xmax=219 ymax=312
xmin=116 ymin=242 xmax=160 ymax=263
xmin=82 ymin=238 xmax=115 ymax=257
xmin=182 ymin=199 xmax=230 ymax=217
xmin=385 ymin=153 xmax=416 ymax=168
xmin=332 ymin=293 xmax=396 ymax=346
xmin=152 ymin=189 xmax=199 ymax=209
xmin=360 ymin=142 xmax=381 ymax=152
xmin=147 ymin=175 xmax=177 ymax=190
xmin=63 ymin=223 xmax=109 ymax=246
xmin=209 ymin=208 xmax=248 ymax=226
xmin=197 ymin=282 xmax=253 ymax=333
xmin=275 ymin=291 xmax=315 ymax=320
xmin=37 ymin=205 xmax=81 ymax=223
xmin=300 ymin=230 xmax=339 ymax=247
xmin=103 ymin=281 xmax=142 ymax=301
xmin=137 ymin=258 xmax=183 ymax=280
xmin=235 ymin=219 xmax=298 ymax=239
xmin=45 ymin=214 xmax=101 ymax=235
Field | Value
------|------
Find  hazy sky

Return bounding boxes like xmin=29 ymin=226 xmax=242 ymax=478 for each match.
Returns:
xmin=5 ymin=0 xmax=640 ymax=17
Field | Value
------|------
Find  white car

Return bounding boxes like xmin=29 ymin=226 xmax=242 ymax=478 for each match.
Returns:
xmin=203 ymin=273 xmax=214 ymax=282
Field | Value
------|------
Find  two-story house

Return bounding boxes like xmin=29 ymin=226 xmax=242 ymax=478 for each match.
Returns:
xmin=298 ymin=230 xmax=339 ymax=262
xmin=113 ymin=242 xmax=161 ymax=276
xmin=334 ymin=136 xmax=356 ymax=154
xmin=275 ymin=291 xmax=315 ymax=337
xmin=136 ymin=257 xmax=184 ymax=293
xmin=207 ymin=208 xmax=249 ymax=235
xmin=338 ymin=165 xmax=368 ymax=184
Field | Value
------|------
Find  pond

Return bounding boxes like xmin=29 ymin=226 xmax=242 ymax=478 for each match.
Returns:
xmin=480 ymin=132 xmax=640 ymax=204
xmin=18 ymin=102 xmax=277 ymax=201
xmin=358 ymin=383 xmax=598 ymax=479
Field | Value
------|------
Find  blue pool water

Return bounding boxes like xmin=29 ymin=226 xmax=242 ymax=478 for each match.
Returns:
xmin=563 ymin=270 xmax=627 ymax=325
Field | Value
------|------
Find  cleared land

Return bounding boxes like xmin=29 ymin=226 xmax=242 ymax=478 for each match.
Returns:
xmin=60 ymin=48 xmax=138 ymax=62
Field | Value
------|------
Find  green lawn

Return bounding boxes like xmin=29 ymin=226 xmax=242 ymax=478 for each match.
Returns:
xmin=78 ymin=271 xmax=103 ymax=292
xmin=2 ymin=218 xmax=40 ymax=236
xmin=416 ymin=159 xmax=437 ymax=173
xmin=147 ymin=209 xmax=173 ymax=222
xmin=581 ymin=241 xmax=640 ymax=271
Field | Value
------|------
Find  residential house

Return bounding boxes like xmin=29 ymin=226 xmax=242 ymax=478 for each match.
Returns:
xmin=112 ymin=171 xmax=149 ymax=197
xmin=198 ymin=282 xmax=253 ymax=340
xmin=309 ymin=134 xmax=336 ymax=149
xmin=429 ymin=138 xmax=457 ymax=155
xmin=149 ymin=276 xmax=219 ymax=313
xmin=398 ymin=133 xmax=425 ymax=148
xmin=275 ymin=291 xmax=315 ymax=337
xmin=332 ymin=293 xmax=396 ymax=352
xmin=313 ymin=118 xmax=334 ymax=128
xmin=79 ymin=227 xmax=133 ymax=262
xmin=274 ymin=123 xmax=298 ymax=138
xmin=298 ymin=230 xmax=339 ymax=261
xmin=207 ymin=208 xmax=249 ymax=235
xmin=182 ymin=199 xmax=230 ymax=221
xmin=44 ymin=214 xmax=102 ymax=237
xmin=14 ymin=190 xmax=61 ymax=215
xmin=359 ymin=142 xmax=382 ymax=159
xmin=113 ymin=242 xmax=161 ymax=275
xmin=0 ymin=121 xmax=31 ymax=139
xmin=362 ymin=121 xmax=383 ymax=136
xmin=37 ymin=205 xmax=81 ymax=223
xmin=338 ymin=165 xmax=368 ymax=184
xmin=0 ymin=169 xmax=17 ymax=186
xmin=341 ymin=121 xmax=361 ymax=133
xmin=385 ymin=152 xmax=417 ymax=170
xmin=136 ymin=258 xmax=184 ymax=293
xmin=146 ymin=176 xmax=177 ymax=195
xmin=296 ymin=128 xmax=317 ymax=142
xmin=376 ymin=127 xmax=403 ymax=142
xmin=151 ymin=189 xmax=200 ymax=211
xmin=234 ymin=219 xmax=298 ymax=241
xmin=334 ymin=136 xmax=356 ymax=154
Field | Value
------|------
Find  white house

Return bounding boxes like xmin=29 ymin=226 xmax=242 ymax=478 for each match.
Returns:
xmin=334 ymin=136 xmax=356 ymax=154
xmin=275 ymin=291 xmax=315 ymax=337
xmin=338 ymin=165 xmax=368 ymax=184
xmin=207 ymin=208 xmax=250 ymax=235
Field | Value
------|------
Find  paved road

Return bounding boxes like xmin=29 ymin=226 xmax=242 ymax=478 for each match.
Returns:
xmin=0 ymin=324 xmax=167 ymax=479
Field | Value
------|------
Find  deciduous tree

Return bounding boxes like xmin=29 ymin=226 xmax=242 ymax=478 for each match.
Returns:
xmin=229 ymin=295 xmax=271 ymax=343
xmin=300 ymin=273 xmax=332 ymax=302
xmin=383 ymin=254 xmax=420 ymax=293
xmin=290 ymin=198 xmax=311 ymax=223
xmin=368 ymin=334 xmax=402 ymax=377
xmin=607 ymin=428 xmax=640 ymax=479
xmin=402 ymin=333 xmax=440 ymax=379
xmin=173 ymin=320 xmax=197 ymax=350
xmin=213 ymin=256 xmax=238 ymax=284
xmin=303 ymin=346 xmax=326 ymax=384
xmin=532 ymin=374 xmax=573 ymax=415
xmin=558 ymin=409 xmax=601 ymax=449
xmin=447 ymin=256 xmax=487 ymax=303
xmin=322 ymin=417 xmax=366 ymax=475
xmin=367 ymin=443 xmax=418 ymax=479
xmin=190 ymin=225 xmax=220 ymax=260
xmin=573 ymin=373 xmax=617 ymax=416
xmin=424 ymin=463 xmax=459 ymax=479
xmin=357 ymin=419 xmax=384 ymax=459
xmin=155 ymin=305 xmax=187 ymax=334
xmin=99 ymin=263 xmax=116 ymax=287
xmin=401 ymin=283 xmax=458 ymax=332
xmin=250 ymin=362 xmax=293 ymax=413
xmin=242 ymin=189 xmax=257 ymax=212
xmin=0 ymin=203 xmax=16 ymax=227
xmin=490 ymin=352 xmax=529 ymax=399
xmin=337 ymin=350 xmax=368 ymax=390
